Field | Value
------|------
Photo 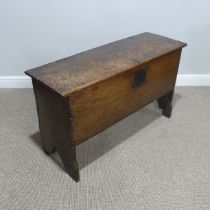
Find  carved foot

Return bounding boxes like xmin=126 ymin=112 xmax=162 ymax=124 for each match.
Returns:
xmin=157 ymin=90 xmax=174 ymax=118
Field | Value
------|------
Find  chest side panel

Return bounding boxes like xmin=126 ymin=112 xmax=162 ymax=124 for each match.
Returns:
xmin=70 ymin=50 xmax=182 ymax=144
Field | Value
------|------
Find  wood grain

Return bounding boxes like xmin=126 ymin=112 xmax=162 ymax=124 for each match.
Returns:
xmin=32 ymin=80 xmax=79 ymax=181
xmin=70 ymin=50 xmax=182 ymax=144
xmin=25 ymin=32 xmax=187 ymax=182
xmin=25 ymin=33 xmax=186 ymax=97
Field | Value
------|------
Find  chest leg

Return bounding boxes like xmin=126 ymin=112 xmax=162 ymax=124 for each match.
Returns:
xmin=157 ymin=89 xmax=174 ymax=118
xmin=32 ymin=79 xmax=80 ymax=182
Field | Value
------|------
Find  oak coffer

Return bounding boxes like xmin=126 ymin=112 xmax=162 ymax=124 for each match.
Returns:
xmin=25 ymin=32 xmax=187 ymax=182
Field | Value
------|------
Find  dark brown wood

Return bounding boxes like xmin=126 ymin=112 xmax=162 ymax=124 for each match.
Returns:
xmin=70 ymin=50 xmax=182 ymax=144
xmin=32 ymin=79 xmax=79 ymax=182
xmin=25 ymin=32 xmax=187 ymax=182
xmin=158 ymin=90 xmax=174 ymax=118
xmin=25 ymin=32 xmax=186 ymax=97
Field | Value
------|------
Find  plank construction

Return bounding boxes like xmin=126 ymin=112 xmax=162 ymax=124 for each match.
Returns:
xmin=25 ymin=32 xmax=187 ymax=182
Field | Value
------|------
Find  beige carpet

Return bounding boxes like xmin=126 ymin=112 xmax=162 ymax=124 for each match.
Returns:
xmin=0 ymin=87 xmax=210 ymax=209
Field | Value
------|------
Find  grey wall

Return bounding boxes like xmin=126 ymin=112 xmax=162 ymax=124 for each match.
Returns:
xmin=1 ymin=0 xmax=210 ymax=76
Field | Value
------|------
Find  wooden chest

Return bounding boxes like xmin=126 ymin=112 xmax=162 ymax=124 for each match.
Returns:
xmin=25 ymin=32 xmax=187 ymax=182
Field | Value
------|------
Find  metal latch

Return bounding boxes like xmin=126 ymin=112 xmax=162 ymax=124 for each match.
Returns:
xmin=132 ymin=68 xmax=148 ymax=87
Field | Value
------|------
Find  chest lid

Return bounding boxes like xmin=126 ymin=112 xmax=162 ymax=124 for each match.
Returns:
xmin=25 ymin=32 xmax=186 ymax=97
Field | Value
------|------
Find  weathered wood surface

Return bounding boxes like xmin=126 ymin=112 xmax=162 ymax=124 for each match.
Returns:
xmin=26 ymin=32 xmax=187 ymax=182
xmin=25 ymin=32 xmax=186 ymax=97
xmin=32 ymin=79 xmax=80 ymax=181
xmin=71 ymin=50 xmax=182 ymax=144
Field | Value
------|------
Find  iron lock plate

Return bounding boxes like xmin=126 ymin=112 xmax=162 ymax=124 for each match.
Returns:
xmin=132 ymin=68 xmax=148 ymax=87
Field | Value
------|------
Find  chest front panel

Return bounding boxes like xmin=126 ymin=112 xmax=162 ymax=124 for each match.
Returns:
xmin=70 ymin=50 xmax=181 ymax=144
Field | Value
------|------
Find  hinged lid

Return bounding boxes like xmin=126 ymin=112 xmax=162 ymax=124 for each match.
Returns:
xmin=25 ymin=32 xmax=186 ymax=97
